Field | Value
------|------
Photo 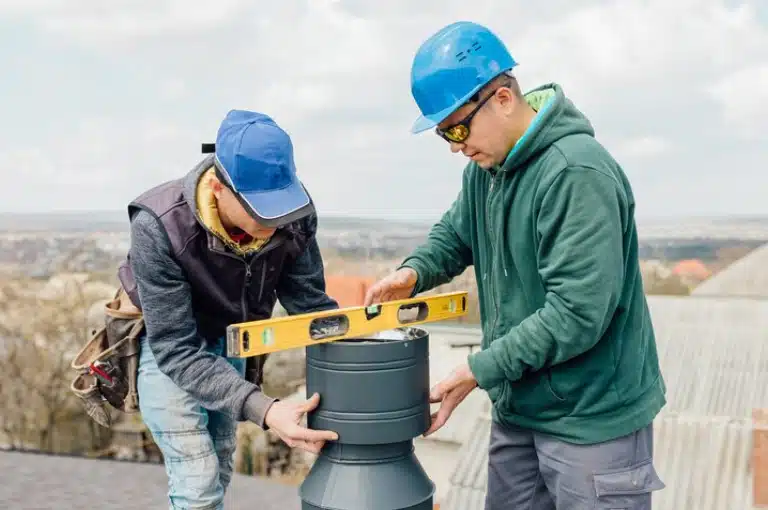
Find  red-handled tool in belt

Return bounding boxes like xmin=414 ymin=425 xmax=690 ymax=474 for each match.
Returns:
xmin=89 ymin=361 xmax=114 ymax=386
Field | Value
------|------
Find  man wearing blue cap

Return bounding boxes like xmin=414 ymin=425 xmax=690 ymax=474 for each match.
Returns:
xmin=365 ymin=22 xmax=666 ymax=509
xmin=116 ymin=110 xmax=339 ymax=508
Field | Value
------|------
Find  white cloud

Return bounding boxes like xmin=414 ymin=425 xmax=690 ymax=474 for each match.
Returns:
xmin=0 ymin=117 xmax=202 ymax=212
xmin=1 ymin=0 xmax=766 ymax=218
xmin=708 ymin=63 xmax=768 ymax=137
xmin=10 ymin=0 xmax=251 ymax=45
xmin=612 ymin=136 xmax=670 ymax=160
xmin=159 ymin=78 xmax=188 ymax=101
xmin=504 ymin=0 xmax=768 ymax=104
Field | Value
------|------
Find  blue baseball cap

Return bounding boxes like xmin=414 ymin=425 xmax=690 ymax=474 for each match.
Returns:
xmin=213 ymin=110 xmax=314 ymax=227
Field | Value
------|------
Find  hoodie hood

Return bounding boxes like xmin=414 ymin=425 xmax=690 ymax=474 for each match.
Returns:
xmin=500 ymin=83 xmax=595 ymax=172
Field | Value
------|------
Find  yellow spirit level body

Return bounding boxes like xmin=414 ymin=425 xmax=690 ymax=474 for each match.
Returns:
xmin=226 ymin=291 xmax=468 ymax=358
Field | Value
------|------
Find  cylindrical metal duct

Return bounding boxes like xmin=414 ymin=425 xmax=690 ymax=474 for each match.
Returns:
xmin=299 ymin=327 xmax=435 ymax=510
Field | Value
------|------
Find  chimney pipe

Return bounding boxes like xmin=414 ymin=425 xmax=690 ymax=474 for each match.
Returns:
xmin=299 ymin=327 xmax=435 ymax=510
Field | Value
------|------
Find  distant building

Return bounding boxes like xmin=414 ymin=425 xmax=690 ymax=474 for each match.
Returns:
xmin=672 ymin=258 xmax=712 ymax=283
xmin=324 ymin=274 xmax=376 ymax=308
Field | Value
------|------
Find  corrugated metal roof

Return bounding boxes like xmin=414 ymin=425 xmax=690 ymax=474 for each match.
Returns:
xmin=652 ymin=415 xmax=755 ymax=510
xmin=441 ymin=415 xmax=491 ymax=510
xmin=435 ymin=295 xmax=768 ymax=510
xmin=646 ymin=296 xmax=768 ymax=418
xmin=423 ymin=327 xmax=491 ymax=444
xmin=692 ymin=243 xmax=768 ymax=298
xmin=425 ymin=297 xmax=768 ymax=423
xmin=441 ymin=414 xmax=758 ymax=510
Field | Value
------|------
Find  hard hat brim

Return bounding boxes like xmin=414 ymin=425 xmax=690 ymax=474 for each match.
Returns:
xmin=410 ymin=83 xmax=485 ymax=134
xmin=411 ymin=114 xmax=439 ymax=134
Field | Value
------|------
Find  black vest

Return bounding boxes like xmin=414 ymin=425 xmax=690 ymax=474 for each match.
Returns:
xmin=117 ymin=156 xmax=310 ymax=379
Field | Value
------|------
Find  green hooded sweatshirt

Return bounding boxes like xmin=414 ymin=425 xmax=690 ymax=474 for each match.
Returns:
xmin=401 ymin=83 xmax=666 ymax=444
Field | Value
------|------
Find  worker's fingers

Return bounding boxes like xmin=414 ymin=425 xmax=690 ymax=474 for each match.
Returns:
xmin=381 ymin=287 xmax=408 ymax=303
xmin=363 ymin=284 xmax=384 ymax=306
xmin=294 ymin=438 xmax=326 ymax=454
xmin=290 ymin=424 xmax=339 ymax=443
xmin=429 ymin=384 xmax=445 ymax=403
xmin=430 ymin=373 xmax=460 ymax=402
xmin=424 ymin=412 xmax=441 ymax=436
xmin=298 ymin=392 xmax=321 ymax=413
xmin=424 ymin=404 xmax=452 ymax=437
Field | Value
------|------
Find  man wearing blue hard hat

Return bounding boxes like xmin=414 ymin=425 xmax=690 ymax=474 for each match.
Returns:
xmin=113 ymin=110 xmax=339 ymax=508
xmin=366 ymin=21 xmax=666 ymax=509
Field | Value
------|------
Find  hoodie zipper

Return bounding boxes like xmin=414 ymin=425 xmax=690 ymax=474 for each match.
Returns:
xmin=486 ymin=170 xmax=501 ymax=345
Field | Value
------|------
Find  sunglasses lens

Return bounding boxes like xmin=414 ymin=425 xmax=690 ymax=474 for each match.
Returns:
xmin=443 ymin=124 xmax=469 ymax=143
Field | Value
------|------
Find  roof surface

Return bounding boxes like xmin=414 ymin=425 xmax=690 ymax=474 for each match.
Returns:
xmin=0 ymin=450 xmax=301 ymax=510
xmin=692 ymin=243 xmax=768 ymax=298
xmin=437 ymin=295 xmax=768 ymax=510
xmin=442 ymin=413 xmax=757 ymax=510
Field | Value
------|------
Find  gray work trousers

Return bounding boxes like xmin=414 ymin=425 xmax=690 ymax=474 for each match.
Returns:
xmin=485 ymin=420 xmax=665 ymax=510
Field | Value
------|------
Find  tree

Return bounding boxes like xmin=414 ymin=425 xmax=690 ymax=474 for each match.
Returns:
xmin=0 ymin=276 xmax=113 ymax=453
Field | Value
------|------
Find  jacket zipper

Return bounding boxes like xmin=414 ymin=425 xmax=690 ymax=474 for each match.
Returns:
xmin=486 ymin=170 xmax=500 ymax=348
xmin=210 ymin=235 xmax=285 ymax=322
xmin=241 ymin=263 xmax=252 ymax=321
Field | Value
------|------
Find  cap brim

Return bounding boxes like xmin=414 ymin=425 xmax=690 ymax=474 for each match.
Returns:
xmin=238 ymin=178 xmax=315 ymax=228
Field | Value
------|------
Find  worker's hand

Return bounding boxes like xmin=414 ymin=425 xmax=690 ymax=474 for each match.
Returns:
xmin=363 ymin=267 xmax=418 ymax=306
xmin=424 ymin=363 xmax=477 ymax=437
xmin=264 ymin=392 xmax=338 ymax=454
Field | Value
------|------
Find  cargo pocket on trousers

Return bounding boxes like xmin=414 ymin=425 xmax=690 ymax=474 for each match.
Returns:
xmin=593 ymin=459 xmax=665 ymax=510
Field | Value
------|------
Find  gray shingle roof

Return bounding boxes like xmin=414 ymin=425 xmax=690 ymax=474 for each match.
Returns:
xmin=0 ymin=450 xmax=301 ymax=509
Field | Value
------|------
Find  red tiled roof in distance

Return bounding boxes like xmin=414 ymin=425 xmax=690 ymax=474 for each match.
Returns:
xmin=671 ymin=259 xmax=712 ymax=280
xmin=324 ymin=275 xmax=376 ymax=308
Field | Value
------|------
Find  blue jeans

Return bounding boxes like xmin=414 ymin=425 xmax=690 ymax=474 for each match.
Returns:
xmin=137 ymin=334 xmax=246 ymax=510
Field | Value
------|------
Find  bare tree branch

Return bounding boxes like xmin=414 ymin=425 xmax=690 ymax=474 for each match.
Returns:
xmin=0 ymin=275 xmax=114 ymax=453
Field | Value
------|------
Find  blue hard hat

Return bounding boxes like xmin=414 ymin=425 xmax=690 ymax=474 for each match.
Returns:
xmin=410 ymin=21 xmax=518 ymax=134
xmin=214 ymin=110 xmax=314 ymax=227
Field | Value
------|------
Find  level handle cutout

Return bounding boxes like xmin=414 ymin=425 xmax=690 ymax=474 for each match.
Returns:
xmin=397 ymin=302 xmax=429 ymax=324
xmin=309 ymin=315 xmax=351 ymax=340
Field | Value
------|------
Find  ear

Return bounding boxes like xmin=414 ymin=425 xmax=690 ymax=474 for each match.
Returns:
xmin=209 ymin=176 xmax=225 ymax=198
xmin=494 ymin=87 xmax=517 ymax=116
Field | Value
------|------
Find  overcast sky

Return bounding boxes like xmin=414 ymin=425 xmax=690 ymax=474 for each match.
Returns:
xmin=1 ymin=0 xmax=766 ymax=222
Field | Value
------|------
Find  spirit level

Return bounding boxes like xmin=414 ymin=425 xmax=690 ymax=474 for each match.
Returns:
xmin=226 ymin=291 xmax=468 ymax=357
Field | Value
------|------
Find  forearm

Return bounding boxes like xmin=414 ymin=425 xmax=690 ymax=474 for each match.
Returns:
xmin=400 ymin=202 xmax=473 ymax=294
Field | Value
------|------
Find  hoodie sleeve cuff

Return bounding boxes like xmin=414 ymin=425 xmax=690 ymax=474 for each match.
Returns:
xmin=397 ymin=260 xmax=426 ymax=295
xmin=242 ymin=390 xmax=278 ymax=430
xmin=468 ymin=347 xmax=506 ymax=390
